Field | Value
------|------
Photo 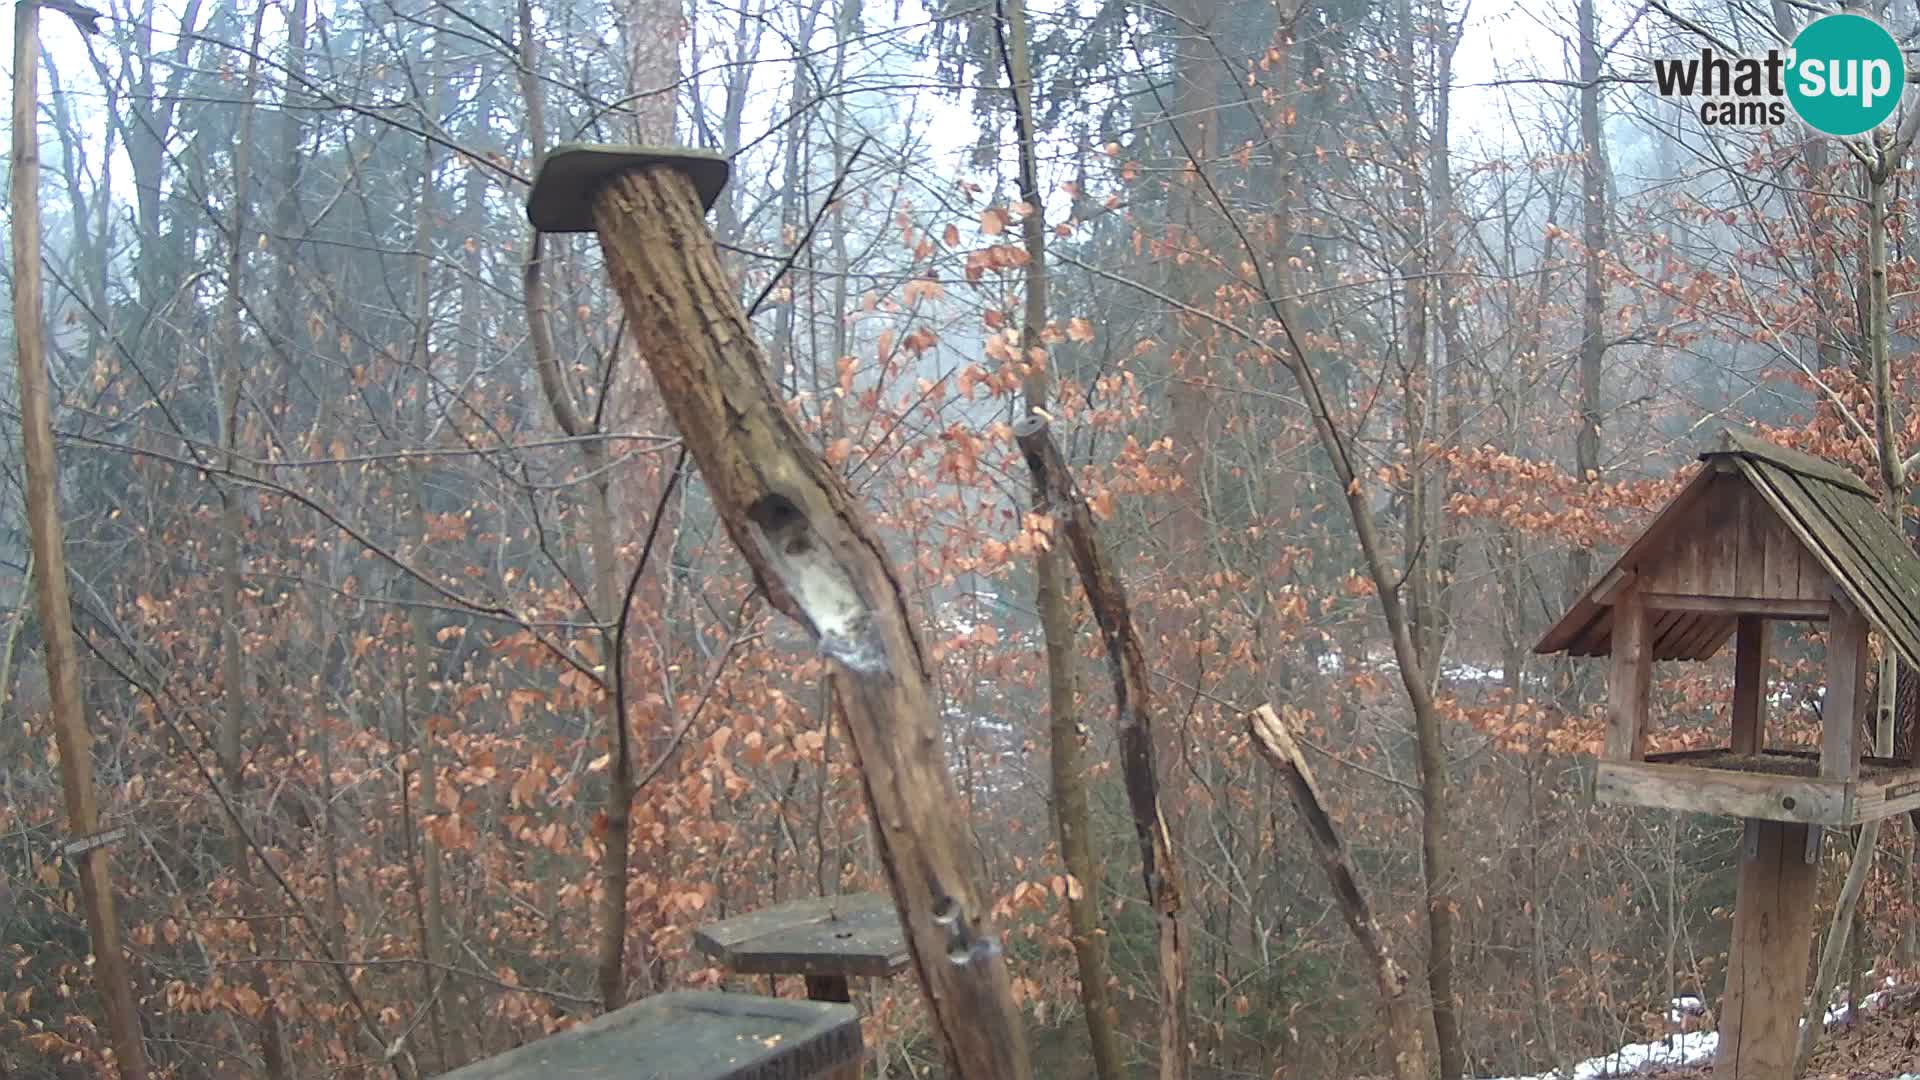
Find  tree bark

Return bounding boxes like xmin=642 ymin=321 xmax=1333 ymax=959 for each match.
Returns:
xmin=585 ymin=164 xmax=1034 ymax=1079
xmin=1570 ymin=0 xmax=1609 ymax=610
xmin=1247 ymin=705 xmax=1428 ymax=1080
xmin=214 ymin=14 xmax=292 ymax=1073
xmin=1014 ymin=416 xmax=1188 ymax=1080
xmin=518 ymin=3 xmax=647 ymax=1009
xmin=9 ymin=5 xmax=149 ymax=1074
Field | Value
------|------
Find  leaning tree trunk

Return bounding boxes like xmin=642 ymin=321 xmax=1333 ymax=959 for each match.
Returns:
xmin=1248 ymin=705 xmax=1427 ymax=1080
xmin=583 ymin=164 xmax=1034 ymax=1079
xmin=1014 ymin=418 xmax=1189 ymax=1080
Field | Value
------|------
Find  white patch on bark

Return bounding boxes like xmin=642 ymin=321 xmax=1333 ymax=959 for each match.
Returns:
xmin=747 ymin=494 xmax=884 ymax=675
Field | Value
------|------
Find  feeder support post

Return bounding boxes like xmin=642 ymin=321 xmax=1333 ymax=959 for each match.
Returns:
xmin=1715 ymin=819 xmax=1818 ymax=1077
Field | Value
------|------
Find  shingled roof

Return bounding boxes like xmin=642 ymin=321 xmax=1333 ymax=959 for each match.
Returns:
xmin=1535 ymin=428 xmax=1920 ymax=669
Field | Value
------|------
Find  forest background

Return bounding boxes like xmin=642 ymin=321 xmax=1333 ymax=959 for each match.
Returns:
xmin=3 ymin=0 xmax=1917 ymax=1076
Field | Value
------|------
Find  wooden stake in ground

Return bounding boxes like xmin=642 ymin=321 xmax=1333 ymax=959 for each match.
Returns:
xmin=1247 ymin=705 xmax=1427 ymax=1080
xmin=526 ymin=146 xmax=1033 ymax=1079
xmin=9 ymin=2 xmax=149 ymax=1076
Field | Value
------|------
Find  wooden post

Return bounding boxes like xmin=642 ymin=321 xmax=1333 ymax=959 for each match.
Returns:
xmin=803 ymin=975 xmax=852 ymax=1003
xmin=1731 ymin=616 xmax=1767 ymax=754
xmin=527 ymin=149 xmax=1032 ymax=1079
xmin=1824 ymin=599 xmax=1869 ymax=782
xmin=9 ymin=3 xmax=149 ymax=1077
xmin=1714 ymin=820 xmax=1818 ymax=1078
xmin=1607 ymin=589 xmax=1652 ymax=761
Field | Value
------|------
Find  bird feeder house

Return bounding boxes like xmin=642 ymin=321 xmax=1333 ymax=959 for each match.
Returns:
xmin=1538 ymin=428 xmax=1920 ymax=1076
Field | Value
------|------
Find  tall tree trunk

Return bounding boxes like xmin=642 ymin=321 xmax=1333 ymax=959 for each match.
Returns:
xmin=518 ymin=0 xmax=650 ymax=1009
xmin=215 ymin=14 xmax=292 ymax=1073
xmin=1799 ymin=113 xmax=1920 ymax=1072
xmin=1396 ymin=5 xmax=1460 ymax=1071
xmin=1569 ymin=0 xmax=1608 ymax=609
xmin=995 ymin=4 xmax=1124 ymax=1076
xmin=1431 ymin=4 xmax=1467 ymax=673
xmin=1397 ymin=0 xmax=1437 ymax=678
xmin=1259 ymin=258 xmax=1459 ymax=1080
xmin=9 ymin=6 xmax=149 ymax=1075
xmin=406 ymin=38 xmax=452 ymax=1063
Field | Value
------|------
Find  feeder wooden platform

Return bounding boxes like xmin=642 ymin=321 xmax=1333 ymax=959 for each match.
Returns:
xmin=441 ymin=991 xmax=861 ymax=1080
xmin=1596 ymin=747 xmax=1920 ymax=826
xmin=694 ymin=892 xmax=909 ymax=1003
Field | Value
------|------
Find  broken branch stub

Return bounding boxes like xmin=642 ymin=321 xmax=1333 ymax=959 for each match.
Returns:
xmin=1246 ymin=705 xmax=1426 ymax=1080
xmin=1012 ymin=413 xmax=1189 ymax=1080
xmin=549 ymin=155 xmax=1032 ymax=1079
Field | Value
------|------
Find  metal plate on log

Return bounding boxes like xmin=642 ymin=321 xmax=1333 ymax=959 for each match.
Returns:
xmin=441 ymin=991 xmax=859 ymax=1080
xmin=526 ymin=144 xmax=731 ymax=233
xmin=60 ymin=825 xmax=127 ymax=858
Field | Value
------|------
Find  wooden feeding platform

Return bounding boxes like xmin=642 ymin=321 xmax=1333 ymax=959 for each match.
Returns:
xmin=1538 ymin=429 xmax=1920 ymax=1078
xmin=441 ymin=991 xmax=862 ymax=1080
xmin=1597 ymin=747 xmax=1920 ymax=826
xmin=694 ymin=892 xmax=910 ymax=1003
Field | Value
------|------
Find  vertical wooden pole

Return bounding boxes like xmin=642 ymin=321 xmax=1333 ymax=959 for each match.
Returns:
xmin=1715 ymin=820 xmax=1818 ymax=1078
xmin=1607 ymin=590 xmax=1652 ymax=761
xmin=801 ymin=974 xmax=856 ymax=1077
xmin=1731 ymin=616 xmax=1767 ymax=754
xmin=9 ymin=4 xmax=149 ymax=1075
xmin=803 ymin=975 xmax=852 ymax=1003
xmin=1823 ymin=600 xmax=1869 ymax=781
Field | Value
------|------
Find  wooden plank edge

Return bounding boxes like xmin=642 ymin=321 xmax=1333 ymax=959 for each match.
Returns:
xmin=1594 ymin=760 xmax=1850 ymax=825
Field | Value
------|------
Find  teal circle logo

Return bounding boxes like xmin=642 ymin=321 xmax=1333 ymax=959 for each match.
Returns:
xmin=1787 ymin=13 xmax=1905 ymax=136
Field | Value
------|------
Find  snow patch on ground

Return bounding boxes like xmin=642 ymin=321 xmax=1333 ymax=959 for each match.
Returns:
xmin=1483 ymin=983 xmax=1909 ymax=1080
xmin=1480 ymin=1030 xmax=1717 ymax=1080
xmin=1665 ymin=995 xmax=1705 ymax=1025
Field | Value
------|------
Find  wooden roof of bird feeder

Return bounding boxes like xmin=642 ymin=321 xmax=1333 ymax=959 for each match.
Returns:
xmin=441 ymin=991 xmax=861 ymax=1080
xmin=1537 ymin=428 xmax=1920 ymax=827
xmin=694 ymin=892 xmax=910 ymax=1003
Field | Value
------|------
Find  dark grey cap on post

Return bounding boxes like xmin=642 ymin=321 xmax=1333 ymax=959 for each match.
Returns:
xmin=525 ymin=144 xmax=731 ymax=233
